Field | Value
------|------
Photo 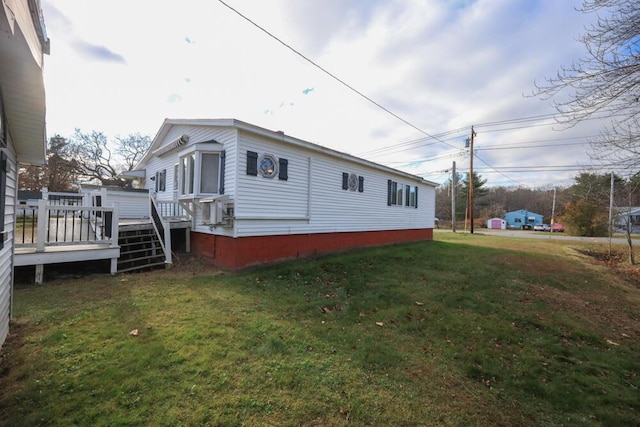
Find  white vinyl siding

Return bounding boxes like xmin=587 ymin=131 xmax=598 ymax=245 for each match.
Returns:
xmin=233 ymin=131 xmax=434 ymax=237
xmin=103 ymin=191 xmax=149 ymax=219
xmin=142 ymin=121 xmax=435 ymax=240
xmin=146 ymin=125 xmax=237 ymax=203
xmin=0 ymin=146 xmax=17 ymax=348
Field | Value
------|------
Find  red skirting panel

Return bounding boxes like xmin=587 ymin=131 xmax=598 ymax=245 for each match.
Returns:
xmin=190 ymin=228 xmax=433 ymax=269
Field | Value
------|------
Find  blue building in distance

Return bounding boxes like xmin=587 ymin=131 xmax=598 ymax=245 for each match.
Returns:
xmin=504 ymin=210 xmax=544 ymax=229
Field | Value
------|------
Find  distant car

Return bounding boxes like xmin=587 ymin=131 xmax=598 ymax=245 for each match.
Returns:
xmin=533 ymin=224 xmax=551 ymax=232
xmin=551 ymin=223 xmax=565 ymax=232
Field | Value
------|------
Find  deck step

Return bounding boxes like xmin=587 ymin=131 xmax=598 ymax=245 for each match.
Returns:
xmin=119 ymin=246 xmax=164 ymax=257
xmin=117 ymin=261 xmax=166 ymax=274
xmin=118 ymin=239 xmax=162 ymax=251
xmin=118 ymin=252 xmax=165 ymax=262
xmin=117 ymin=228 xmax=166 ymax=274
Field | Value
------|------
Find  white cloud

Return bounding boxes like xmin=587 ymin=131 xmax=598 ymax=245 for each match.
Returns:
xmin=41 ymin=0 xmax=611 ymax=188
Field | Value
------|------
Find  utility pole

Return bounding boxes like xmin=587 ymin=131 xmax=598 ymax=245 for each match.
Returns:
xmin=551 ymin=187 xmax=556 ymax=230
xmin=468 ymin=126 xmax=476 ymax=234
xmin=609 ymin=172 xmax=614 ymax=256
xmin=451 ymin=161 xmax=456 ymax=232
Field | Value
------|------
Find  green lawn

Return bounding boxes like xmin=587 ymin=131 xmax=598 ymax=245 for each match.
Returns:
xmin=1 ymin=234 xmax=639 ymax=426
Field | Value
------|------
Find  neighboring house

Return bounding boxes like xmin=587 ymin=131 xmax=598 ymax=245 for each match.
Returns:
xmin=78 ymin=184 xmax=150 ymax=219
xmin=134 ymin=118 xmax=437 ymax=269
xmin=16 ymin=190 xmax=41 ymax=214
xmin=0 ymin=0 xmax=49 ymax=348
xmin=504 ymin=210 xmax=543 ymax=229
xmin=614 ymin=207 xmax=640 ymax=233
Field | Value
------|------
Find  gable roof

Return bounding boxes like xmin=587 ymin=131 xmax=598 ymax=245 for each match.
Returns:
xmin=137 ymin=118 xmax=437 ymax=186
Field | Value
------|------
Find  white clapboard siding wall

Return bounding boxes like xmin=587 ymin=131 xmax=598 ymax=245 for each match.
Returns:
xmin=0 ymin=145 xmax=17 ymax=347
xmin=103 ymin=190 xmax=149 ymax=219
xmin=142 ymin=120 xmax=435 ymax=241
xmin=235 ymin=131 xmax=310 ymax=223
xmin=233 ymin=130 xmax=434 ymax=238
xmin=147 ymin=125 xmax=237 ymax=210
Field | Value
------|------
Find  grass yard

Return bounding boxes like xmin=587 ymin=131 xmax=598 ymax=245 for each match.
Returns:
xmin=1 ymin=233 xmax=639 ymax=426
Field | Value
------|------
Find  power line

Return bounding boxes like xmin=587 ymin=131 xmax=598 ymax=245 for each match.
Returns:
xmin=217 ymin=0 xmax=621 ymax=187
xmin=217 ymin=0 xmax=458 ymax=149
xmin=474 ymin=112 xmax=559 ymax=127
xmin=360 ymin=115 xmax=605 ymax=161
xmin=476 ymin=141 xmax=588 ymax=152
xmin=474 ymin=154 xmax=531 ymax=188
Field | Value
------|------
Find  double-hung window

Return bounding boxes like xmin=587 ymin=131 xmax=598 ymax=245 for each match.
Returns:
xmin=388 ymin=179 xmax=418 ymax=208
xmin=177 ymin=143 xmax=225 ymax=199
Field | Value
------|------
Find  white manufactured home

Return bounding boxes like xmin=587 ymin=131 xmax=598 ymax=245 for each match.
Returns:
xmin=135 ymin=119 xmax=437 ymax=269
xmin=0 ymin=0 xmax=49 ymax=348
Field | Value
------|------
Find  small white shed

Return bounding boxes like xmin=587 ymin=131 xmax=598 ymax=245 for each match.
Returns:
xmin=487 ymin=218 xmax=507 ymax=229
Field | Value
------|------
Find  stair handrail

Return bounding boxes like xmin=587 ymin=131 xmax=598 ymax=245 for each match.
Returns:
xmin=149 ymin=192 xmax=172 ymax=265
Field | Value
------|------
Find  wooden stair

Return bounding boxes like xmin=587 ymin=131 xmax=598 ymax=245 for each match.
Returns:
xmin=117 ymin=227 xmax=166 ymax=273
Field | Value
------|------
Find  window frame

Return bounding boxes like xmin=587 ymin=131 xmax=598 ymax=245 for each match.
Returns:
xmin=177 ymin=143 xmax=225 ymax=199
xmin=388 ymin=180 xmax=418 ymax=208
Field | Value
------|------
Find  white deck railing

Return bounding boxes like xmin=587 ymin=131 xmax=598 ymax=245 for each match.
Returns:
xmin=15 ymin=200 xmax=119 ymax=249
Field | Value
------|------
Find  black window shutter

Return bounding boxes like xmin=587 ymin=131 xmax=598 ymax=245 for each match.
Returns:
xmin=278 ymin=158 xmax=288 ymax=180
xmin=246 ymin=151 xmax=258 ymax=176
xmin=358 ymin=176 xmax=364 ymax=192
xmin=154 ymin=171 xmax=159 ymax=192
xmin=387 ymin=179 xmax=392 ymax=206
xmin=342 ymin=172 xmax=349 ymax=190
xmin=0 ymin=152 xmax=6 ymax=250
xmin=415 ymin=186 xmax=419 ymax=208
xmin=219 ymin=150 xmax=226 ymax=194
xmin=161 ymin=169 xmax=166 ymax=191
xmin=406 ymin=184 xmax=410 ymax=206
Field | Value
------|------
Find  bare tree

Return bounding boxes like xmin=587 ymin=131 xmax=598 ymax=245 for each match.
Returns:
xmin=68 ymin=129 xmax=150 ymax=188
xmin=115 ymin=133 xmax=152 ymax=173
xmin=534 ymin=0 xmax=640 ymax=169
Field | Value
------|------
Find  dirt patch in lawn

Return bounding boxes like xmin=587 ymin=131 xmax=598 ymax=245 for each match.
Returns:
xmin=577 ymin=248 xmax=640 ymax=289
xmin=524 ymin=248 xmax=640 ymax=341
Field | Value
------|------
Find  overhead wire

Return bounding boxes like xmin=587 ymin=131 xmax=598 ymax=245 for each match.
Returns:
xmin=217 ymin=0 xmax=621 ymax=186
xmin=217 ymin=0 xmax=459 ymax=149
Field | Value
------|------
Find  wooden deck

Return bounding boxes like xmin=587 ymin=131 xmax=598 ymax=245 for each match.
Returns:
xmin=14 ymin=243 xmax=119 ymax=266
xmin=14 ymin=216 xmax=191 ymax=277
xmin=13 ymin=193 xmax=193 ymax=283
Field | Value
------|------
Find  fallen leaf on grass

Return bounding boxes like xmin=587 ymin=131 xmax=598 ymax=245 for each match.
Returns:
xmin=321 ymin=307 xmax=331 ymax=313
xmin=606 ymin=339 xmax=619 ymax=346
xmin=129 ymin=329 xmax=139 ymax=337
xmin=375 ymin=322 xmax=384 ymax=327
xmin=415 ymin=301 xmax=424 ymax=306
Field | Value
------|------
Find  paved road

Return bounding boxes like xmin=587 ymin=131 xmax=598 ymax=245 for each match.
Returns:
xmin=435 ymin=228 xmax=635 ymax=245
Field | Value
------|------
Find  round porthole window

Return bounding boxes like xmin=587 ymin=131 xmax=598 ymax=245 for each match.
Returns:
xmin=348 ymin=173 xmax=358 ymax=191
xmin=258 ymin=154 xmax=278 ymax=178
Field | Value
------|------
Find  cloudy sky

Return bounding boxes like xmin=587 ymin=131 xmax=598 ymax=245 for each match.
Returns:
xmin=41 ymin=0 xmax=611 ymax=187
